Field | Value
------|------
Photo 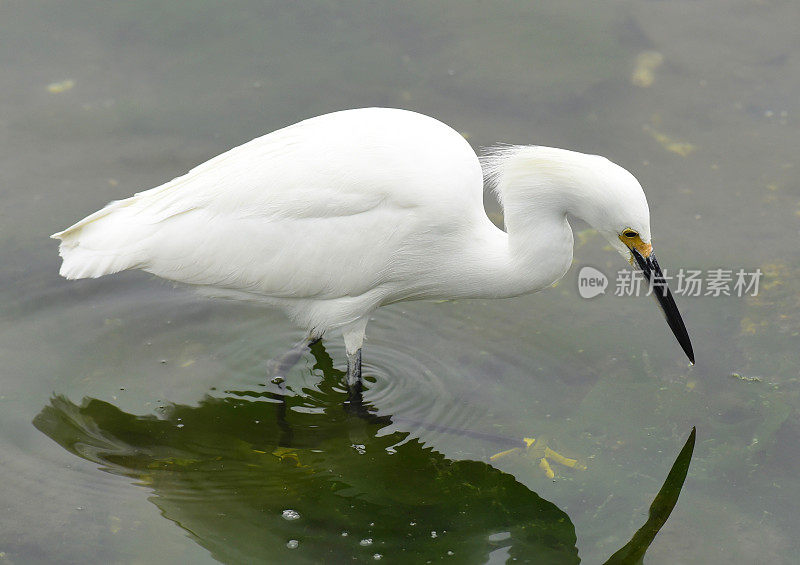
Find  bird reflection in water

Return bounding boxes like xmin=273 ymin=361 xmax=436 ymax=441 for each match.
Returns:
xmin=34 ymin=341 xmax=694 ymax=564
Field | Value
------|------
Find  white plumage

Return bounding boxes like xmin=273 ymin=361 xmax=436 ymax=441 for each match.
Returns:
xmin=53 ymin=107 xmax=691 ymax=382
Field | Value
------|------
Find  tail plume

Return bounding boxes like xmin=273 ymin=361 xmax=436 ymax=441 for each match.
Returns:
xmin=51 ymin=199 xmax=144 ymax=279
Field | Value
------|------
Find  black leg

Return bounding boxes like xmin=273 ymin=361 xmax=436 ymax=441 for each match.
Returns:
xmin=345 ymin=348 xmax=376 ymax=417
xmin=264 ymin=336 xmax=319 ymax=446
xmin=345 ymin=348 xmax=362 ymax=390
xmin=274 ymin=385 xmax=293 ymax=447
xmin=265 ymin=336 xmax=319 ymax=382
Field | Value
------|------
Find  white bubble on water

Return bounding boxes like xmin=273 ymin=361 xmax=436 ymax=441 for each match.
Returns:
xmin=281 ymin=509 xmax=300 ymax=521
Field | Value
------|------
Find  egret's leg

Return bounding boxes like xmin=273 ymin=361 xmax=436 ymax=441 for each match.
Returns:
xmin=275 ymin=388 xmax=293 ymax=448
xmin=342 ymin=318 xmax=368 ymax=416
xmin=346 ymin=349 xmax=362 ymax=389
xmin=265 ymin=334 xmax=321 ymax=381
xmin=344 ymin=348 xmax=365 ymax=414
xmin=342 ymin=317 xmax=369 ymax=391
xmin=260 ymin=334 xmax=320 ymax=449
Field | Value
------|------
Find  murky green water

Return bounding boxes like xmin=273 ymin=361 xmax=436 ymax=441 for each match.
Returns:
xmin=2 ymin=1 xmax=798 ymax=563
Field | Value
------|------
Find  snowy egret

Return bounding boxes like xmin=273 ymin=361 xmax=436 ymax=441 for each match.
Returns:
xmin=52 ymin=108 xmax=693 ymax=388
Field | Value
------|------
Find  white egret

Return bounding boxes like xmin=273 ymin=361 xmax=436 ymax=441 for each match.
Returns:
xmin=52 ymin=108 xmax=693 ymax=389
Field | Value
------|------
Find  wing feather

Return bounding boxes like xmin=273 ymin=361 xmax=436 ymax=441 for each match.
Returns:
xmin=52 ymin=108 xmax=483 ymax=300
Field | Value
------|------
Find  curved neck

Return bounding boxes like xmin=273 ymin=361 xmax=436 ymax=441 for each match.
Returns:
xmin=408 ymin=147 xmax=599 ymax=301
xmin=503 ymin=200 xmax=574 ymax=296
xmin=484 ymin=145 xmax=626 ymax=232
xmin=441 ymin=201 xmax=573 ymax=300
xmin=483 ymin=148 xmax=586 ymax=295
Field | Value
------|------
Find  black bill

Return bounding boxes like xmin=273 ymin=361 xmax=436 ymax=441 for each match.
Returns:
xmin=632 ymin=248 xmax=695 ymax=364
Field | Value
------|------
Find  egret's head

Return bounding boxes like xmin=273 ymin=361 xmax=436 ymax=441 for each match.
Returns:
xmin=483 ymin=145 xmax=693 ymax=364
xmin=560 ymin=152 xmax=694 ymax=365
xmin=582 ymin=157 xmax=694 ymax=363
xmin=567 ymin=156 xmax=652 ymax=264
xmin=483 ymin=146 xmax=651 ymax=257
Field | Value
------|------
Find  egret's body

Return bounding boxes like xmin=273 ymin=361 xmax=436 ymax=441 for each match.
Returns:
xmin=53 ymin=108 xmax=693 ymax=384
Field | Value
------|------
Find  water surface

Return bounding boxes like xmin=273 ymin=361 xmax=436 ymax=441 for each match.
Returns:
xmin=1 ymin=1 xmax=798 ymax=563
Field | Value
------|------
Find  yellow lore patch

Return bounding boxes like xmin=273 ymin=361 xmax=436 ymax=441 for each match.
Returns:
xmin=619 ymin=232 xmax=652 ymax=258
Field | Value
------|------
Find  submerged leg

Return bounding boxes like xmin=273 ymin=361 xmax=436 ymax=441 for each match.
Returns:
xmin=265 ymin=334 xmax=321 ymax=382
xmin=344 ymin=348 xmax=365 ymax=413
xmin=341 ymin=317 xmax=369 ymax=392
xmin=269 ymin=334 xmax=321 ymax=450
xmin=305 ymin=334 xmax=386 ymax=422
xmin=346 ymin=349 xmax=362 ymax=390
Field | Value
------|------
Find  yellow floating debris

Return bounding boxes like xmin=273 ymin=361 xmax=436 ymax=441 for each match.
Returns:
xmin=643 ymin=124 xmax=697 ymax=157
xmin=544 ymin=446 xmax=586 ymax=471
xmin=539 ymin=457 xmax=555 ymax=479
xmin=730 ymin=372 xmax=762 ymax=383
xmin=47 ymin=79 xmax=75 ymax=94
xmin=631 ymin=51 xmax=663 ymax=88
xmin=273 ymin=446 xmax=305 ymax=467
xmin=489 ymin=447 xmax=520 ymax=461
xmin=490 ymin=436 xmax=586 ymax=476
xmin=574 ymin=228 xmax=599 ymax=249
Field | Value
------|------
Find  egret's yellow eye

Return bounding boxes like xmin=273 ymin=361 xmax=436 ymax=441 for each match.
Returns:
xmin=623 ymin=230 xmax=638 ymax=238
